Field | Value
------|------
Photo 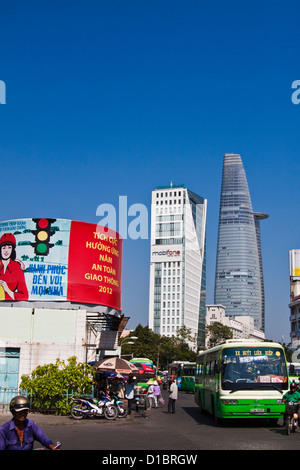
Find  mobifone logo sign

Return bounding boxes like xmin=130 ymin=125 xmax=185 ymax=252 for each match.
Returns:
xmin=0 ymin=81 xmax=6 ymax=104
xmin=151 ymin=245 xmax=182 ymax=263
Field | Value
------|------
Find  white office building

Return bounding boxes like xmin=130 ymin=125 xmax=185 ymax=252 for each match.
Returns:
xmin=289 ymin=249 xmax=300 ymax=347
xmin=148 ymin=185 xmax=207 ymax=349
xmin=206 ymin=304 xmax=265 ymax=348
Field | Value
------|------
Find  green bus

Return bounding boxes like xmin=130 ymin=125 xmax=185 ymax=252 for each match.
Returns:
xmin=288 ymin=362 xmax=300 ymax=385
xmin=168 ymin=361 xmax=196 ymax=392
xmin=195 ymin=339 xmax=288 ymax=423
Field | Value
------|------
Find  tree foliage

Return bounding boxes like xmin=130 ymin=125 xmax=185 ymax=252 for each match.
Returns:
xmin=121 ymin=324 xmax=197 ymax=370
xmin=20 ymin=356 xmax=95 ymax=415
xmin=206 ymin=321 xmax=233 ymax=348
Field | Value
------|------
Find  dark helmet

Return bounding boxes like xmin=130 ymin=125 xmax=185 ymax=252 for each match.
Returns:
xmin=10 ymin=396 xmax=30 ymax=413
xmin=290 ymin=382 xmax=297 ymax=391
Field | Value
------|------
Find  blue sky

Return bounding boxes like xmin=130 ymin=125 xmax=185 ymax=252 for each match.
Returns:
xmin=1 ymin=0 xmax=300 ymax=342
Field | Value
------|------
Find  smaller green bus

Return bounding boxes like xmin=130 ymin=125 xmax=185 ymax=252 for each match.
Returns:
xmin=168 ymin=361 xmax=196 ymax=392
xmin=288 ymin=362 xmax=300 ymax=385
xmin=195 ymin=339 xmax=288 ymax=423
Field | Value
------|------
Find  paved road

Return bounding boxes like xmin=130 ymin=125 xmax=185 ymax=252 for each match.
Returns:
xmin=1 ymin=391 xmax=300 ymax=451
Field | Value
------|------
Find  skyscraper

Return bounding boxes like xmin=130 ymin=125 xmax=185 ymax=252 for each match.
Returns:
xmin=148 ymin=185 xmax=207 ymax=349
xmin=214 ymin=154 xmax=268 ymax=331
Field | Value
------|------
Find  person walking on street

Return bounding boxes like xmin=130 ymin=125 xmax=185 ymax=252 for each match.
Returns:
xmin=147 ymin=382 xmax=155 ymax=409
xmin=167 ymin=379 xmax=178 ymax=414
xmin=153 ymin=380 xmax=162 ymax=408
xmin=124 ymin=376 xmax=136 ymax=414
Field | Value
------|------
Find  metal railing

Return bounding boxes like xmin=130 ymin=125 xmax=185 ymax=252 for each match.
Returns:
xmin=0 ymin=387 xmax=94 ymax=414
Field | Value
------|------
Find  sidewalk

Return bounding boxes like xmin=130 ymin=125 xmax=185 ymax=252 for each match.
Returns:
xmin=0 ymin=391 xmax=170 ymax=427
xmin=0 ymin=412 xmax=68 ymax=427
xmin=0 ymin=404 xmax=156 ymax=426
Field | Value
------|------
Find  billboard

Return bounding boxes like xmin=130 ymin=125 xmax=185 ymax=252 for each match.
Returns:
xmin=0 ymin=219 xmax=122 ymax=310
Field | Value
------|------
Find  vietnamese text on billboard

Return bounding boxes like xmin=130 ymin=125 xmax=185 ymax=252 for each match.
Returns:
xmin=0 ymin=219 xmax=123 ymax=310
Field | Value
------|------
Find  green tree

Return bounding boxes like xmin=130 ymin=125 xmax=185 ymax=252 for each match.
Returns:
xmin=122 ymin=324 xmax=160 ymax=362
xmin=206 ymin=322 xmax=233 ymax=348
xmin=122 ymin=324 xmax=197 ymax=370
xmin=20 ymin=356 xmax=95 ymax=415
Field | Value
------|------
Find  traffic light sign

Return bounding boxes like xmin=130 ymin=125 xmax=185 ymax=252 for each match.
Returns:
xmin=31 ymin=218 xmax=56 ymax=256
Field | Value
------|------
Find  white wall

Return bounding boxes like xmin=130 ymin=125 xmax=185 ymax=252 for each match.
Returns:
xmin=0 ymin=306 xmax=86 ymax=385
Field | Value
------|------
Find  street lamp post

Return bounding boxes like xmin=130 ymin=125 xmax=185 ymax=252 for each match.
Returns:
xmin=119 ymin=336 xmax=138 ymax=358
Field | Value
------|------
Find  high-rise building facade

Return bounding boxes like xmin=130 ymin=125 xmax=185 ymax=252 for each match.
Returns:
xmin=148 ymin=185 xmax=207 ymax=349
xmin=289 ymin=249 xmax=300 ymax=346
xmin=214 ymin=154 xmax=268 ymax=331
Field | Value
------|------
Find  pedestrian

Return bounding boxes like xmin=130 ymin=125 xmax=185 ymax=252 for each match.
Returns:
xmin=0 ymin=396 xmax=58 ymax=450
xmin=153 ymin=380 xmax=162 ymax=408
xmin=124 ymin=376 xmax=136 ymax=414
xmin=147 ymin=381 xmax=155 ymax=409
xmin=167 ymin=378 xmax=178 ymax=414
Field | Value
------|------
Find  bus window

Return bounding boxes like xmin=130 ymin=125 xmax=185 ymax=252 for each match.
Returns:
xmin=221 ymin=347 xmax=288 ymax=391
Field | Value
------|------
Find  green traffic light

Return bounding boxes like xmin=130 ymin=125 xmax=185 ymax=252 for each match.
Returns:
xmin=36 ymin=243 xmax=48 ymax=254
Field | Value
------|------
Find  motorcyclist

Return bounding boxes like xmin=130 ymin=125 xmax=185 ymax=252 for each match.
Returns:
xmin=0 ymin=395 xmax=58 ymax=450
xmin=282 ymin=382 xmax=300 ymax=426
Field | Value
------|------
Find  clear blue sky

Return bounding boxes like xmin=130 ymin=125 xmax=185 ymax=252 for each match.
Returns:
xmin=1 ymin=0 xmax=300 ymax=343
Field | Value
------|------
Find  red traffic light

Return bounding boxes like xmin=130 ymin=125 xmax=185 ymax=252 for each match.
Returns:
xmin=37 ymin=218 xmax=50 ymax=229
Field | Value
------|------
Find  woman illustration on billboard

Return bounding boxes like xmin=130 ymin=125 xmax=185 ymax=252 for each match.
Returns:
xmin=0 ymin=233 xmax=28 ymax=301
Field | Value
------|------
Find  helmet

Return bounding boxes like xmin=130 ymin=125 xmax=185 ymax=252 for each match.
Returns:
xmin=0 ymin=233 xmax=16 ymax=248
xmin=10 ymin=396 xmax=30 ymax=413
xmin=290 ymin=382 xmax=297 ymax=390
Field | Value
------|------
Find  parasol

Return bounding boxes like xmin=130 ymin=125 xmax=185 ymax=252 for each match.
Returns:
xmin=93 ymin=357 xmax=139 ymax=375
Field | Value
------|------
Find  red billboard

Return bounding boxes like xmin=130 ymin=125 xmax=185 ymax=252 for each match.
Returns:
xmin=67 ymin=221 xmax=122 ymax=309
xmin=0 ymin=219 xmax=123 ymax=311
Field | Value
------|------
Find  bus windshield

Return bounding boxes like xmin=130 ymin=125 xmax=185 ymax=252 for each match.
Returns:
xmin=221 ymin=346 xmax=288 ymax=392
xmin=182 ymin=364 xmax=196 ymax=376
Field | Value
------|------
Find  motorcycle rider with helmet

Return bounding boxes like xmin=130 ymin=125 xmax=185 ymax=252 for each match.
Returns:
xmin=0 ymin=396 xmax=57 ymax=450
xmin=282 ymin=381 xmax=300 ymax=426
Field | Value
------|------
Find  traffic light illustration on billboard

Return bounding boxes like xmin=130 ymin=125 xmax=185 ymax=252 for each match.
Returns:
xmin=31 ymin=218 xmax=56 ymax=256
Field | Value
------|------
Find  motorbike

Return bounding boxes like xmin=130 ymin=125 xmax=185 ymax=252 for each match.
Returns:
xmin=285 ymin=402 xmax=299 ymax=435
xmin=109 ymin=392 xmax=128 ymax=418
xmin=70 ymin=394 xmax=118 ymax=420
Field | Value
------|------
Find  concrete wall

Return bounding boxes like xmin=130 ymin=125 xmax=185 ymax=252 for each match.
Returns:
xmin=0 ymin=306 xmax=86 ymax=385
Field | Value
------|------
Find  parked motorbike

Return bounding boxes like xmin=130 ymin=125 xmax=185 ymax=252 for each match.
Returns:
xmin=70 ymin=394 xmax=118 ymax=420
xmin=285 ymin=402 xmax=299 ymax=435
xmin=109 ymin=392 xmax=128 ymax=418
